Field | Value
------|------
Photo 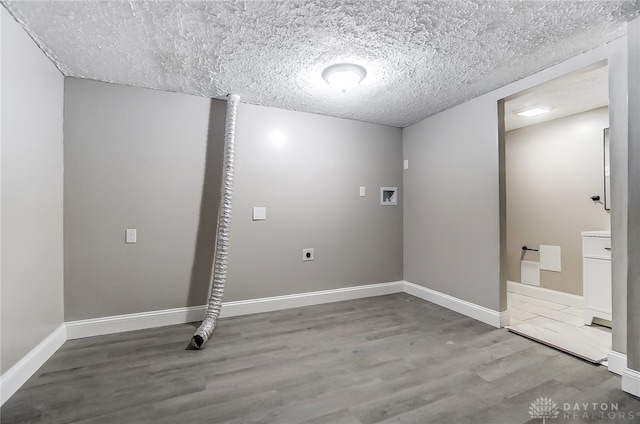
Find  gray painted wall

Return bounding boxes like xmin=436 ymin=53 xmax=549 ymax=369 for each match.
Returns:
xmin=403 ymin=37 xmax=629 ymax=326
xmin=64 ymin=82 xmax=403 ymax=320
xmin=5 ymin=9 xmax=637 ymax=389
xmin=506 ymin=107 xmax=611 ymax=295
xmin=226 ymin=103 xmax=403 ymax=300
xmin=1 ymin=8 xmax=65 ymax=373
xmin=627 ymin=17 xmax=640 ymax=371
xmin=403 ymin=96 xmax=502 ymax=311
xmin=64 ymin=79 xmax=217 ymax=321
xmin=610 ymin=30 xmax=630 ymax=356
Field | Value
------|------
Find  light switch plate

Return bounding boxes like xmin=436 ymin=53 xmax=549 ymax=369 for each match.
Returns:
xmin=252 ymin=207 xmax=266 ymax=221
xmin=403 ymin=160 xmax=409 ymax=170
xmin=359 ymin=186 xmax=366 ymax=197
xmin=125 ymin=229 xmax=137 ymax=244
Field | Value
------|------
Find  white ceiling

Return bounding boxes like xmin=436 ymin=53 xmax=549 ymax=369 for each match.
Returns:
xmin=504 ymin=63 xmax=609 ymax=131
xmin=3 ymin=1 xmax=638 ymax=128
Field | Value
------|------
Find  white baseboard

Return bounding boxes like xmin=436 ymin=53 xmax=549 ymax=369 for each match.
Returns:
xmin=1 ymin=324 xmax=66 ymax=406
xmin=403 ymin=281 xmax=506 ymax=328
xmin=66 ymin=305 xmax=208 ymax=340
xmin=608 ymin=350 xmax=628 ymax=375
xmin=66 ymin=281 xmax=405 ymax=340
xmin=0 ymin=280 xmax=506 ymax=406
xmin=499 ymin=310 xmax=511 ymax=328
xmin=63 ymin=280 xmax=503 ymax=340
xmin=220 ymin=281 xmax=404 ymax=318
xmin=507 ymin=280 xmax=583 ymax=309
xmin=622 ymin=367 xmax=640 ymax=397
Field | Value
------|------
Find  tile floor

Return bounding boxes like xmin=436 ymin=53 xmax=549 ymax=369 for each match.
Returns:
xmin=507 ymin=291 xmax=611 ymax=363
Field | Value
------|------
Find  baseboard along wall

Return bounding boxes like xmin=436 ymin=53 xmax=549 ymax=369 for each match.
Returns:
xmin=608 ymin=346 xmax=640 ymax=398
xmin=608 ymin=350 xmax=628 ymax=376
xmin=2 ymin=280 xmax=507 ymax=406
xmin=404 ymin=281 xmax=509 ymax=328
xmin=7 ymin=280 xmax=636 ymax=404
xmin=507 ymin=280 xmax=583 ymax=309
xmin=623 ymin=367 xmax=640 ymax=397
xmin=66 ymin=281 xmax=406 ymax=340
xmin=0 ymin=324 xmax=67 ymax=405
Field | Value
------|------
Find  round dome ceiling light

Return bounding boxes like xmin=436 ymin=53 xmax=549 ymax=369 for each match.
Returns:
xmin=322 ymin=63 xmax=367 ymax=93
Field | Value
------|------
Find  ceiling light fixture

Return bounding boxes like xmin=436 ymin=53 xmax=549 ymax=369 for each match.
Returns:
xmin=515 ymin=106 xmax=554 ymax=117
xmin=322 ymin=63 xmax=366 ymax=92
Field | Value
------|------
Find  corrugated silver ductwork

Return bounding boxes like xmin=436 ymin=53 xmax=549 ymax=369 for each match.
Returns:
xmin=191 ymin=94 xmax=240 ymax=350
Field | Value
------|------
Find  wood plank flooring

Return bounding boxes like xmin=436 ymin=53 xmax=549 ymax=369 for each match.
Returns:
xmin=2 ymin=293 xmax=639 ymax=424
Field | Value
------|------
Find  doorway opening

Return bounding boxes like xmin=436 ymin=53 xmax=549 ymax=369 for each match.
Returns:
xmin=499 ymin=62 xmax=612 ymax=363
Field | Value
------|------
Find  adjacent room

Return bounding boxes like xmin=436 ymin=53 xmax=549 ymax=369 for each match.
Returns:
xmin=3 ymin=1 xmax=640 ymax=423
xmin=503 ymin=64 xmax=613 ymax=363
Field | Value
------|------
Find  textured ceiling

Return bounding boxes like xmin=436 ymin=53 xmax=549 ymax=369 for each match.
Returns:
xmin=505 ymin=63 xmax=609 ymax=131
xmin=3 ymin=1 xmax=639 ymax=128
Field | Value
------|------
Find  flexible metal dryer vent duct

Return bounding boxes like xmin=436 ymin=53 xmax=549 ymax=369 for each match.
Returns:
xmin=191 ymin=94 xmax=240 ymax=350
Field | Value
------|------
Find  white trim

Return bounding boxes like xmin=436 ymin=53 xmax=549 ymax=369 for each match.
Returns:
xmin=0 ymin=280 xmax=509 ymax=405
xmin=499 ymin=310 xmax=511 ymax=328
xmin=220 ymin=281 xmax=404 ymax=318
xmin=403 ymin=281 xmax=505 ymax=328
xmin=66 ymin=281 xmax=405 ymax=339
xmin=1 ymin=324 xmax=66 ymax=406
xmin=66 ymin=305 xmax=208 ymax=340
xmin=507 ymin=280 xmax=583 ymax=309
xmin=608 ymin=350 xmax=628 ymax=375
xmin=622 ymin=367 xmax=640 ymax=397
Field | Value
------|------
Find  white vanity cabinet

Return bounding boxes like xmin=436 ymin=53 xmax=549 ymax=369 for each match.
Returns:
xmin=582 ymin=231 xmax=611 ymax=324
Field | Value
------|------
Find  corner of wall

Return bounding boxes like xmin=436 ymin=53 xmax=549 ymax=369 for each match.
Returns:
xmin=0 ymin=325 xmax=66 ymax=406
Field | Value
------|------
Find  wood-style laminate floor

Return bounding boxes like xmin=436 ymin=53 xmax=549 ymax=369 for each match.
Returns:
xmin=2 ymin=293 xmax=639 ymax=424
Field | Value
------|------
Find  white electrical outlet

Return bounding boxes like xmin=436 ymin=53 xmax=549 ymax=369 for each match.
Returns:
xmin=125 ymin=229 xmax=137 ymax=244
xmin=302 ymin=248 xmax=314 ymax=261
